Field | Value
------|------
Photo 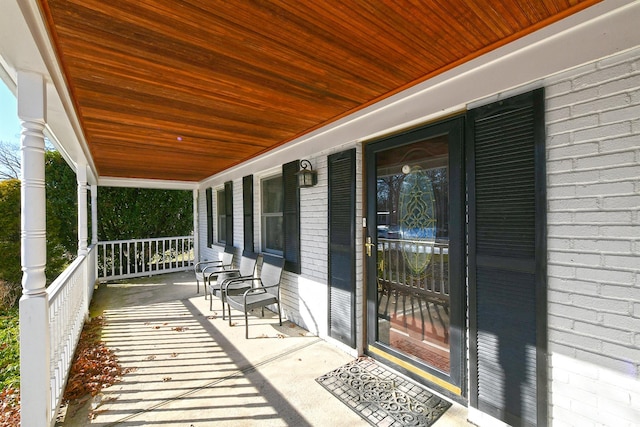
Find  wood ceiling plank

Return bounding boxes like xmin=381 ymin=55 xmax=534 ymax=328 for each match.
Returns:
xmin=39 ymin=0 xmax=599 ymax=182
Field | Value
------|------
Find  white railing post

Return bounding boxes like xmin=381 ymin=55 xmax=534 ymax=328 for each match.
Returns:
xmin=77 ymin=160 xmax=90 ymax=318
xmin=18 ymin=70 xmax=51 ymax=427
xmin=77 ymin=160 xmax=88 ymax=258
xmin=193 ymin=188 xmax=199 ymax=261
xmin=91 ymin=185 xmax=98 ymax=289
xmin=91 ymin=184 xmax=98 ymax=245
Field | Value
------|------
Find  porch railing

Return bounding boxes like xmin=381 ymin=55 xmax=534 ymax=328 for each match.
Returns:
xmin=47 ymin=244 xmax=96 ymax=423
xmin=42 ymin=237 xmax=193 ymax=424
xmin=377 ymin=238 xmax=449 ymax=303
xmin=97 ymin=236 xmax=194 ymax=282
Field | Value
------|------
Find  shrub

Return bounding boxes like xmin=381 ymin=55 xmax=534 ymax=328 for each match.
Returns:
xmin=0 ymin=307 xmax=20 ymax=390
xmin=0 ymin=280 xmax=21 ymax=310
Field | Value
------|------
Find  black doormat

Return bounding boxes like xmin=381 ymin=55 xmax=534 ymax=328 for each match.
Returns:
xmin=316 ymin=357 xmax=451 ymax=427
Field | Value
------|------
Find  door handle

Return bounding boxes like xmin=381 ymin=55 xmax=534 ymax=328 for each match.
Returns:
xmin=365 ymin=237 xmax=375 ymax=257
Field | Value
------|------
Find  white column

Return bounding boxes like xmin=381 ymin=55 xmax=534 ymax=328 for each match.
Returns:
xmin=193 ymin=188 xmax=199 ymax=262
xmin=91 ymin=184 xmax=98 ymax=245
xmin=18 ymin=71 xmax=51 ymax=426
xmin=77 ymin=160 xmax=88 ymax=257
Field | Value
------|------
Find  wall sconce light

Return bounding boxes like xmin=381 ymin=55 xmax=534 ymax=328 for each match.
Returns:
xmin=296 ymin=159 xmax=318 ymax=188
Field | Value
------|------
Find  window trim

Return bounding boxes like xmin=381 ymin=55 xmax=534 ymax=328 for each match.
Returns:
xmin=260 ymin=174 xmax=284 ymax=256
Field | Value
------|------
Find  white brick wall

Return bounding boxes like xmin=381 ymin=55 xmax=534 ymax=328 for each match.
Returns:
xmin=545 ymin=46 xmax=640 ymax=427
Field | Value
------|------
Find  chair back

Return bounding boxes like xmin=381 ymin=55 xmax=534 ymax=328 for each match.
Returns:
xmin=259 ymin=255 xmax=285 ymax=297
xmin=238 ymin=251 xmax=259 ymax=277
xmin=221 ymin=246 xmax=235 ymax=266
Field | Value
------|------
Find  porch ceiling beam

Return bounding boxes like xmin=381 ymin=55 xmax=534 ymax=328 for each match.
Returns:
xmin=98 ymin=176 xmax=198 ymax=191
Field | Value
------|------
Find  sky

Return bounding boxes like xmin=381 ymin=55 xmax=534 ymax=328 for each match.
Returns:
xmin=0 ymin=82 xmax=21 ymax=146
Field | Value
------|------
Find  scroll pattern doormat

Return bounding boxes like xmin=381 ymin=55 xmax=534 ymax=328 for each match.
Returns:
xmin=316 ymin=357 xmax=451 ymax=427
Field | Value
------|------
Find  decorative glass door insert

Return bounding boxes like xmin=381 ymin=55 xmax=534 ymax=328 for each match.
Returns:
xmin=376 ymin=137 xmax=451 ymax=372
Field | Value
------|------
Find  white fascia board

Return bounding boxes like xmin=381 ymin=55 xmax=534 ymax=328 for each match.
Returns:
xmin=202 ymin=0 xmax=640 ymax=188
xmin=98 ymin=176 xmax=197 ymax=191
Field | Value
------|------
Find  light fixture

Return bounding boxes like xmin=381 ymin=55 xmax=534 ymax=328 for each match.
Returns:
xmin=296 ymin=159 xmax=318 ymax=188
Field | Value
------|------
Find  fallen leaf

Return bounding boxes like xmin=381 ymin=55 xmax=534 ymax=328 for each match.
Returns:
xmin=146 ymin=355 xmax=156 ymax=360
xmin=276 ymin=334 xmax=286 ymax=339
xmin=163 ymin=377 xmax=172 ymax=382
xmin=152 ymin=325 xmax=161 ymax=330
xmin=170 ymin=353 xmax=179 ymax=358
xmin=61 ymin=316 xmax=127 ymax=405
xmin=172 ymin=326 xmax=188 ymax=332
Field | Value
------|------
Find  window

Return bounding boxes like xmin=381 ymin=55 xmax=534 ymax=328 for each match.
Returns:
xmin=261 ymin=175 xmax=283 ymax=255
xmin=216 ymin=181 xmax=233 ymax=245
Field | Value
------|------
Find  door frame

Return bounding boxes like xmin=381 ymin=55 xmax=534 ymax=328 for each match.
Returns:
xmin=364 ymin=115 xmax=466 ymax=399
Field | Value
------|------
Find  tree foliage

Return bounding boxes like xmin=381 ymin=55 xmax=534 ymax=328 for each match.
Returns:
xmin=0 ymin=178 xmax=69 ymax=287
xmin=0 ymin=180 xmax=21 ymax=285
xmin=45 ymin=150 xmax=78 ymax=254
xmin=98 ymin=187 xmax=193 ymax=241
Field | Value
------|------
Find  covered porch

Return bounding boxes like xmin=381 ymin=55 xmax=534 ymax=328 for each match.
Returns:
xmin=56 ymin=270 xmax=469 ymax=426
xmin=3 ymin=0 xmax=640 ymax=426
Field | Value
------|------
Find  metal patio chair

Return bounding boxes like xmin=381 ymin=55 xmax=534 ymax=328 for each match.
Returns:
xmin=225 ymin=255 xmax=285 ymax=339
xmin=194 ymin=246 xmax=234 ymax=294
xmin=209 ymin=251 xmax=259 ymax=317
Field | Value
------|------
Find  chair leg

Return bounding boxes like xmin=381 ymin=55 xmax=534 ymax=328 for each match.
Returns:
xmin=221 ymin=293 xmax=226 ymax=320
xmin=245 ymin=309 xmax=249 ymax=339
xmin=196 ymin=279 xmax=199 ymax=294
xmin=277 ymin=302 xmax=282 ymax=326
xmin=228 ymin=304 xmax=232 ymax=326
xmin=209 ymin=291 xmax=213 ymax=311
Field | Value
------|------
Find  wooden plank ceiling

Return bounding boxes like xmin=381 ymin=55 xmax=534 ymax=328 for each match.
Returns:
xmin=39 ymin=0 xmax=597 ymax=182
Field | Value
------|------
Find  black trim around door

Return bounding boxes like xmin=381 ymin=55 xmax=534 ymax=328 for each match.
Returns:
xmin=364 ymin=116 xmax=466 ymax=399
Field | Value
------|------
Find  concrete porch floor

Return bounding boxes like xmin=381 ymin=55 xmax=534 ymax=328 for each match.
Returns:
xmin=57 ymin=271 xmax=472 ymax=426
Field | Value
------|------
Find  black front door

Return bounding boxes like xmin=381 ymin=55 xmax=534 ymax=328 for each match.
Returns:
xmin=365 ymin=117 xmax=465 ymax=397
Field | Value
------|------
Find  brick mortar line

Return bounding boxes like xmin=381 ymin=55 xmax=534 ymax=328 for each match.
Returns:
xmin=548 ymin=261 xmax=640 ymax=273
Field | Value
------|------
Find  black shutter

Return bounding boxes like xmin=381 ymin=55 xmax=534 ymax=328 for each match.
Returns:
xmin=468 ymin=89 xmax=547 ymax=427
xmin=205 ymin=187 xmax=213 ymax=247
xmin=328 ymin=149 xmax=356 ymax=347
xmin=224 ymin=181 xmax=233 ymax=246
xmin=243 ymin=175 xmax=254 ymax=252
xmin=282 ymin=160 xmax=301 ymax=274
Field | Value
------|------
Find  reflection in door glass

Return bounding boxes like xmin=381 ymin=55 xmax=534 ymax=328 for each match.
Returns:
xmin=376 ymin=137 xmax=450 ymax=373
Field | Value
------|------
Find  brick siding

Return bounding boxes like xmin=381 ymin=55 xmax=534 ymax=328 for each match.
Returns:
xmin=545 ymin=46 xmax=640 ymax=426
